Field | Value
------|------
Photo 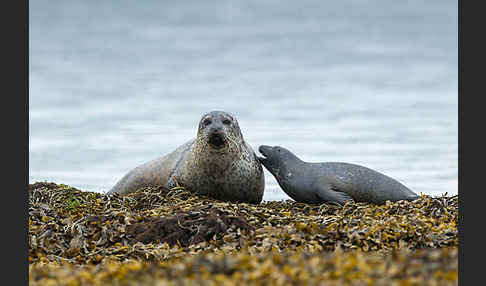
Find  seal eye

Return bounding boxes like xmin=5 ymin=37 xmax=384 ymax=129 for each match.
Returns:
xmin=203 ymin=118 xmax=212 ymax=126
xmin=222 ymin=119 xmax=231 ymax=125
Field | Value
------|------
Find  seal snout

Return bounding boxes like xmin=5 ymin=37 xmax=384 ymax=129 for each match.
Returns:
xmin=257 ymin=145 xmax=274 ymax=165
xmin=258 ymin=145 xmax=272 ymax=158
xmin=208 ymin=130 xmax=226 ymax=148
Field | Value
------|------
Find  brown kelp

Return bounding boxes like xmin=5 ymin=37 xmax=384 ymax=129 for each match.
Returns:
xmin=28 ymin=182 xmax=458 ymax=285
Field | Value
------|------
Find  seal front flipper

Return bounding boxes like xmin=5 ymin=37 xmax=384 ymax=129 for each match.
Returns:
xmin=167 ymin=175 xmax=180 ymax=189
xmin=315 ymin=186 xmax=354 ymax=205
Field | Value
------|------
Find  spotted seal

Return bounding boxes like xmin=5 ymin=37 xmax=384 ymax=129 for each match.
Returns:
xmin=258 ymin=145 xmax=419 ymax=205
xmin=108 ymin=111 xmax=265 ymax=203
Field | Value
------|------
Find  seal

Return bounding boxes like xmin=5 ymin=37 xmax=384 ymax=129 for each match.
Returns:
xmin=107 ymin=111 xmax=265 ymax=204
xmin=258 ymin=145 xmax=419 ymax=205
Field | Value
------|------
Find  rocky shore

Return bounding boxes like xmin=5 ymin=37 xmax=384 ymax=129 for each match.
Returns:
xmin=28 ymin=182 xmax=458 ymax=285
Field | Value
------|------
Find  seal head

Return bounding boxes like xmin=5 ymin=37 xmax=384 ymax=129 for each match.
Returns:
xmin=197 ymin=111 xmax=243 ymax=151
xmin=258 ymin=145 xmax=302 ymax=183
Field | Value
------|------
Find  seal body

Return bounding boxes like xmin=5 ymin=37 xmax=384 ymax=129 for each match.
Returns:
xmin=258 ymin=145 xmax=419 ymax=205
xmin=108 ymin=111 xmax=265 ymax=204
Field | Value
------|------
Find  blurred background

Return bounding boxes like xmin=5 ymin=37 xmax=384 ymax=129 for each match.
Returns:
xmin=29 ymin=0 xmax=457 ymax=201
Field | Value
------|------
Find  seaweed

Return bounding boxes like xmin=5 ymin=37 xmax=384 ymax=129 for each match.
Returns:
xmin=28 ymin=182 xmax=458 ymax=285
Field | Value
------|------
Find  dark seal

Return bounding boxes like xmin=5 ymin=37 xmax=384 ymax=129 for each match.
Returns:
xmin=108 ymin=111 xmax=265 ymax=203
xmin=258 ymin=145 xmax=419 ymax=205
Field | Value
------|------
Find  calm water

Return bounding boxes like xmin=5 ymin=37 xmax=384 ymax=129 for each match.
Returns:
xmin=29 ymin=1 xmax=458 ymax=201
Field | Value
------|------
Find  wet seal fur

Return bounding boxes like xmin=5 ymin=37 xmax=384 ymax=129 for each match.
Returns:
xmin=258 ymin=145 xmax=419 ymax=205
xmin=108 ymin=111 xmax=265 ymax=203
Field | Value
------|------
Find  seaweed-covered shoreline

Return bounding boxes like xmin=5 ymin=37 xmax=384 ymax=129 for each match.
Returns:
xmin=29 ymin=182 xmax=458 ymax=285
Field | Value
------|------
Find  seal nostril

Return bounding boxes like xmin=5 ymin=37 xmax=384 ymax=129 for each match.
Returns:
xmin=208 ymin=133 xmax=225 ymax=147
xmin=258 ymin=146 xmax=270 ymax=158
xmin=210 ymin=126 xmax=223 ymax=133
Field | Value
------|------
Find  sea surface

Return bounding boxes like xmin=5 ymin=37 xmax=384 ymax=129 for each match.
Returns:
xmin=29 ymin=1 xmax=458 ymax=201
